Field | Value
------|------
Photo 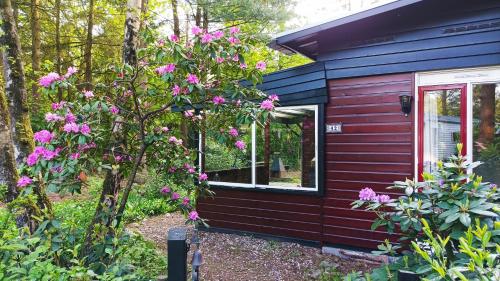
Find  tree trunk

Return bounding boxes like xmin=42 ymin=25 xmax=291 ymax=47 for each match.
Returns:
xmin=0 ymin=0 xmax=35 ymax=164
xmin=84 ymin=0 xmax=94 ymax=89
xmin=202 ymin=6 xmax=208 ymax=30
xmin=0 ymin=85 xmax=19 ymax=204
xmin=441 ymin=91 xmax=448 ymax=116
xmin=55 ymin=0 xmax=63 ymax=100
xmin=171 ymin=0 xmax=180 ymax=37
xmin=122 ymin=0 xmax=142 ymax=66
xmin=478 ymin=84 xmax=496 ymax=147
xmin=195 ymin=1 xmax=201 ymax=27
xmin=31 ymin=0 xmax=41 ymax=101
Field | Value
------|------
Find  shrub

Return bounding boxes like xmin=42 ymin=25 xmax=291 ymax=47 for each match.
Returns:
xmin=348 ymin=144 xmax=499 ymax=280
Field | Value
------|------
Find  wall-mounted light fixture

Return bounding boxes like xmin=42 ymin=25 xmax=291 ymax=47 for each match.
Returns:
xmin=399 ymin=94 xmax=413 ymax=117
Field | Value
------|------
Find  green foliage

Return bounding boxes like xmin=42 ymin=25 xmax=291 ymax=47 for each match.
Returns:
xmin=349 ymin=144 xmax=499 ymax=280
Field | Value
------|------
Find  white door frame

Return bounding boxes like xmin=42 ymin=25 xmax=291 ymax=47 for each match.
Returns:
xmin=414 ymin=66 xmax=500 ymax=180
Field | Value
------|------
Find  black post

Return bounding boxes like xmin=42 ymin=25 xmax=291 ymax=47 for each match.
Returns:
xmin=168 ymin=227 xmax=188 ymax=281
xmin=398 ymin=270 xmax=420 ymax=281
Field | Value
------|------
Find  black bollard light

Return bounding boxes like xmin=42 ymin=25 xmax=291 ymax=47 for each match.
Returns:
xmin=167 ymin=227 xmax=188 ymax=281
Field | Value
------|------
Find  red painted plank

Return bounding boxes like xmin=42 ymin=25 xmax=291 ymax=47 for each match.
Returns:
xmin=199 ymin=197 xmax=321 ymax=214
xmin=326 ymin=133 xmax=412 ymax=143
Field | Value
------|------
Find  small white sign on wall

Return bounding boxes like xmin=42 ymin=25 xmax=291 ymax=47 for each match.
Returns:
xmin=326 ymin=123 xmax=342 ymax=134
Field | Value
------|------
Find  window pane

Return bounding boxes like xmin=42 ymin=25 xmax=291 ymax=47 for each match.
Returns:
xmin=423 ymin=89 xmax=462 ymax=173
xmin=473 ymin=83 xmax=500 ymax=186
xmin=204 ymin=124 xmax=252 ymax=184
xmin=256 ymin=107 xmax=316 ymax=188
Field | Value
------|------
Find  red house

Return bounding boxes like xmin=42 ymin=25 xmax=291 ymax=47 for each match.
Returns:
xmin=198 ymin=0 xmax=500 ymax=250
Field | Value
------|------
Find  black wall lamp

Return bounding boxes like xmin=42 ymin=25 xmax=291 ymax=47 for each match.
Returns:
xmin=399 ymin=94 xmax=413 ymax=117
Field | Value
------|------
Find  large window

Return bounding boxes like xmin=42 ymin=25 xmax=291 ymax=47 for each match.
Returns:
xmin=201 ymin=105 xmax=319 ymax=191
xmin=417 ymin=67 xmax=500 ymax=186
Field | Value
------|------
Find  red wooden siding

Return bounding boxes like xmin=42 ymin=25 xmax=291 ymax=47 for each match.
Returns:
xmin=198 ymin=189 xmax=323 ymax=241
xmin=324 ymin=73 xmax=414 ymax=248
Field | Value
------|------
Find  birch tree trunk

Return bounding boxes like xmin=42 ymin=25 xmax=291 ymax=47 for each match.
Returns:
xmin=171 ymin=0 xmax=180 ymax=36
xmin=31 ymin=0 xmax=41 ymax=100
xmin=0 ymin=0 xmax=35 ymax=164
xmin=55 ymin=0 xmax=63 ymax=100
xmin=84 ymin=0 xmax=94 ymax=89
xmin=122 ymin=0 xmax=142 ymax=66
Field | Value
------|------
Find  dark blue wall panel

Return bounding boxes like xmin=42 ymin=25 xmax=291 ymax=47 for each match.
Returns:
xmin=320 ymin=3 xmax=500 ymax=79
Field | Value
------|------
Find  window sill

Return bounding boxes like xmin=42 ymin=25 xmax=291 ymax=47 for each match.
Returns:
xmin=208 ymin=183 xmax=323 ymax=196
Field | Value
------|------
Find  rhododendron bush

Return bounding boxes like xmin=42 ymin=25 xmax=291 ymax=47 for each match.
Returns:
xmin=14 ymin=26 xmax=275 ymax=245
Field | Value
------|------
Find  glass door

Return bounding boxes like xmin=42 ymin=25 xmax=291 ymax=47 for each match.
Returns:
xmin=418 ymin=84 xmax=467 ymax=179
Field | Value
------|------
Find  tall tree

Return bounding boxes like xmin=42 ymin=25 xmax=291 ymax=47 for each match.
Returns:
xmin=0 ymin=0 xmax=35 ymax=164
xmin=0 ymin=85 xmax=19 ymax=205
xmin=31 ymin=0 xmax=41 ymax=99
xmin=122 ymin=0 xmax=142 ymax=66
xmin=55 ymin=0 xmax=63 ymax=100
xmin=171 ymin=0 xmax=180 ymax=37
xmin=84 ymin=0 xmax=94 ymax=89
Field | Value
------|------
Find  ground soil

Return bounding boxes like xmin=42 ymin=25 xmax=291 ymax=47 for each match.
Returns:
xmin=127 ymin=213 xmax=380 ymax=281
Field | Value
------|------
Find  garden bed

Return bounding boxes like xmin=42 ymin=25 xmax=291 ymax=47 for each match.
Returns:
xmin=127 ymin=213 xmax=379 ymax=281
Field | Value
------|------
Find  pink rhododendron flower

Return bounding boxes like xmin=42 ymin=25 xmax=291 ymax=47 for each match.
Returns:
xmin=41 ymin=148 xmax=58 ymax=160
xmin=269 ymin=94 xmax=279 ymax=102
xmin=39 ymin=72 xmax=60 ymax=87
xmin=168 ymin=167 xmax=177 ymax=173
xmin=161 ymin=126 xmax=169 ymax=133
xmin=45 ymin=113 xmax=64 ymax=122
xmin=169 ymin=136 xmax=183 ymax=145
xmin=52 ymin=102 xmax=65 ymax=110
xmin=65 ymin=112 xmax=76 ymax=123
xmin=70 ymin=153 xmax=80 ymax=160
xmin=201 ymin=33 xmax=213 ymax=44
xmin=212 ymin=96 xmax=225 ymax=105
xmin=188 ymin=211 xmax=199 ymax=221
xmin=239 ymin=63 xmax=247 ymax=69
xmin=256 ymin=61 xmax=267 ymax=71
xmin=110 ymin=105 xmax=119 ymax=115
xmin=186 ymin=73 xmax=199 ymax=84
xmin=171 ymin=192 xmax=180 ymax=200
xmin=216 ymin=57 xmax=225 ymax=64
xmin=157 ymin=39 xmax=165 ymax=47
xmin=80 ymin=123 xmax=91 ymax=135
xmin=34 ymin=130 xmax=54 ymax=144
xmin=359 ymin=187 xmax=377 ymax=201
xmin=235 ymin=99 xmax=242 ymax=107
xmin=230 ymin=26 xmax=240 ymax=34
xmin=377 ymin=194 xmax=391 ymax=203
xmin=260 ymin=99 xmax=274 ymax=111
xmin=188 ymin=168 xmax=196 ymax=174
xmin=83 ymin=90 xmax=94 ymax=98
xmin=172 ymin=84 xmax=181 ymax=96
xmin=212 ymin=30 xmax=224 ymax=39
xmin=229 ymin=128 xmax=238 ymax=137
xmin=161 ymin=186 xmax=171 ymax=194
xmin=169 ymin=34 xmax=179 ymax=42
xmin=182 ymin=197 xmax=190 ymax=206
xmin=235 ymin=140 xmax=246 ymax=150
xmin=64 ymin=66 xmax=77 ymax=78
xmin=191 ymin=26 xmax=202 ymax=35
xmin=63 ymin=122 xmax=79 ymax=133
xmin=155 ymin=63 xmax=176 ymax=75
xmin=184 ymin=111 xmax=194 ymax=117
xmin=228 ymin=36 xmax=240 ymax=45
xmin=27 ymin=152 xmax=39 ymax=166
xmin=199 ymin=173 xmax=208 ymax=181
xmin=232 ymin=54 xmax=239 ymax=62
xmin=17 ymin=176 xmax=33 ymax=187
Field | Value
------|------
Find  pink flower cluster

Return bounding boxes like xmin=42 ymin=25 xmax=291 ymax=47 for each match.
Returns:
xmin=235 ymin=140 xmax=246 ymax=150
xmin=110 ymin=105 xmax=120 ymax=115
xmin=33 ymin=130 xmax=54 ymax=144
xmin=213 ymin=30 xmax=224 ymax=39
xmin=83 ymin=90 xmax=94 ymax=99
xmin=39 ymin=67 xmax=77 ymax=88
xmin=212 ymin=96 xmax=225 ymax=105
xmin=17 ymin=176 xmax=33 ymax=187
xmin=45 ymin=113 xmax=64 ymax=122
xmin=169 ymin=136 xmax=183 ymax=145
xmin=27 ymin=146 xmax=60 ymax=166
xmin=201 ymin=33 xmax=213 ymax=44
xmin=63 ymin=122 xmax=79 ymax=133
xmin=260 ymin=99 xmax=274 ymax=111
xmin=191 ymin=26 xmax=203 ymax=35
xmin=187 ymin=73 xmax=199 ymax=84
xmin=169 ymin=34 xmax=179 ymax=42
xmin=358 ymin=187 xmax=391 ymax=204
xmin=155 ymin=63 xmax=176 ymax=75
xmin=188 ymin=211 xmax=199 ymax=221
xmin=229 ymin=128 xmax=238 ymax=137
xmin=199 ymin=173 xmax=208 ymax=181
xmin=256 ymin=61 xmax=266 ymax=71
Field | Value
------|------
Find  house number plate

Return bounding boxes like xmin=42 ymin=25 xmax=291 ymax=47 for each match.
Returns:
xmin=326 ymin=123 xmax=342 ymax=133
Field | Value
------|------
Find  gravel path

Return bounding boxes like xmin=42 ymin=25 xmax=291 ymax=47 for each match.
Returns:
xmin=127 ymin=213 xmax=378 ymax=281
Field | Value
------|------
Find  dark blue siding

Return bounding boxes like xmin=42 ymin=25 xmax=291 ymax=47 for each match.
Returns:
xmin=244 ymin=62 xmax=327 ymax=105
xmin=320 ymin=3 xmax=500 ymax=79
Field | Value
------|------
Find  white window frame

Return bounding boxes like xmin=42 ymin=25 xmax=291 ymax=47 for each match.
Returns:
xmin=415 ymin=66 xmax=500 ymax=180
xmin=200 ymin=104 xmax=319 ymax=192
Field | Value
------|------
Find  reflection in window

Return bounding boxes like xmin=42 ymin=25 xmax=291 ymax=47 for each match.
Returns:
xmin=256 ymin=107 xmax=316 ymax=188
xmin=423 ymin=89 xmax=462 ymax=173
xmin=473 ymin=83 xmax=499 ymax=185
xmin=204 ymin=125 xmax=252 ymax=184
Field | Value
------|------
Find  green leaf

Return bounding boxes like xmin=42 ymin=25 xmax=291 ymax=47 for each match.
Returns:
xmin=445 ymin=212 xmax=461 ymax=224
xmin=459 ymin=213 xmax=471 ymax=227
xmin=470 ymin=209 xmax=498 ymax=217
